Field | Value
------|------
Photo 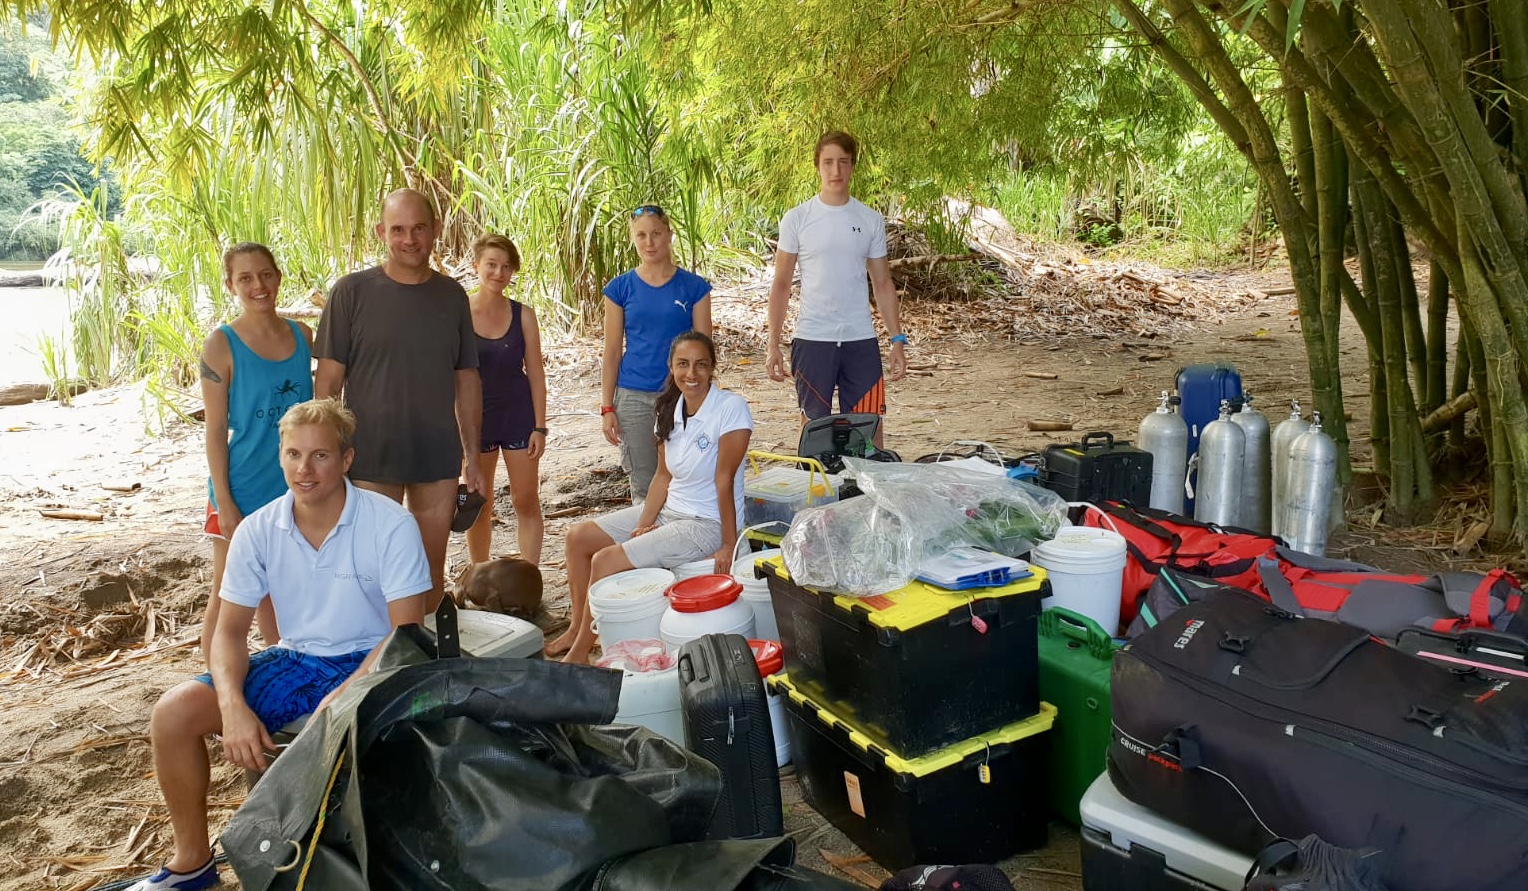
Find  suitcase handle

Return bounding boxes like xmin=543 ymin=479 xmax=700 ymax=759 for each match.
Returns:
xmin=675 ymin=640 xmax=713 ymax=685
xmin=1454 ymin=628 xmax=1528 ymax=658
xmin=1081 ymin=432 xmax=1115 ymax=451
xmin=1039 ymin=607 xmax=1116 ymax=657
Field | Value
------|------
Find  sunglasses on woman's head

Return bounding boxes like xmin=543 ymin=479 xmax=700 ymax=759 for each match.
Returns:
xmin=631 ymin=205 xmax=666 ymax=218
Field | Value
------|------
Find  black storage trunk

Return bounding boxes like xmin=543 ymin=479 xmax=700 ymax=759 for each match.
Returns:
xmin=759 ymin=556 xmax=1046 ymax=758
xmin=677 ymin=633 xmax=784 ymax=840
xmin=1109 ymin=593 xmax=1528 ymax=891
xmin=1041 ymin=432 xmax=1153 ymax=505
xmin=771 ymin=674 xmax=1053 ymax=871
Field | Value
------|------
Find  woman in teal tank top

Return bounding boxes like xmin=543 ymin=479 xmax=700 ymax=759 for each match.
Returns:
xmin=199 ymin=243 xmax=314 ymax=666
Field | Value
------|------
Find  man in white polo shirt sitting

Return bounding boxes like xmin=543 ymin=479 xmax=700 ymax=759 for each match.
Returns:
xmin=127 ymin=398 xmax=431 ymax=891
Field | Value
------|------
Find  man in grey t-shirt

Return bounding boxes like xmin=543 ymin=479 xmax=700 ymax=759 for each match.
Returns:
xmin=315 ymin=189 xmax=484 ymax=610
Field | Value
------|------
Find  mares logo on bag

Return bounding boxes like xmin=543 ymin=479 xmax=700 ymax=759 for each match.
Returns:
xmin=1174 ymin=618 xmax=1206 ymax=650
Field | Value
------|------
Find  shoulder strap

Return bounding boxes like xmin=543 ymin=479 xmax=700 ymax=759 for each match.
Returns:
xmin=1257 ymin=557 xmax=1306 ymax=616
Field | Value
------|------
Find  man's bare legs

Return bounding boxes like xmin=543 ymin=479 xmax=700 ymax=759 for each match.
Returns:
xmin=355 ymin=478 xmax=457 ymax=612
xmin=146 ymin=681 xmax=225 ymax=873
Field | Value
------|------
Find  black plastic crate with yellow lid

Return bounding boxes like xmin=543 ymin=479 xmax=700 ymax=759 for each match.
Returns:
xmin=769 ymin=672 xmax=1054 ymax=870
xmin=757 ymin=554 xmax=1047 ymax=757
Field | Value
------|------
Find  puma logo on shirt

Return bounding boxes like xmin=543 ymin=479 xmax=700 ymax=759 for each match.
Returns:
xmin=674 ymin=299 xmax=690 ymax=311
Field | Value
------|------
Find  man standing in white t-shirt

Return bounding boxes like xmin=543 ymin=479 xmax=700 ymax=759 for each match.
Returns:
xmin=766 ymin=131 xmax=906 ymax=447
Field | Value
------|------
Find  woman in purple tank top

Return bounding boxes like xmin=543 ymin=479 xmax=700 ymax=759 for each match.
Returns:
xmin=465 ymin=234 xmax=547 ymax=566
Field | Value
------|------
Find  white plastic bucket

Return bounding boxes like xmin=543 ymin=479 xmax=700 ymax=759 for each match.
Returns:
xmin=1030 ymin=527 xmax=1128 ymax=636
xmin=660 ymin=575 xmax=756 ymax=652
xmin=611 ymin=663 xmax=684 ymax=744
xmin=734 ymin=547 xmax=782 ymax=641
xmin=589 ymin=568 xmax=675 ymax=650
xmin=672 ymin=558 xmax=716 ymax=581
xmin=764 ymin=687 xmax=790 ymax=767
xmin=750 ymin=640 xmax=790 ymax=767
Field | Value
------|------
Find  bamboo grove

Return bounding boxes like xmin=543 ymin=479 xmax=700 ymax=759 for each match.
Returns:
xmin=7 ymin=0 xmax=1528 ymax=543
xmin=1102 ymin=0 xmax=1528 ymax=540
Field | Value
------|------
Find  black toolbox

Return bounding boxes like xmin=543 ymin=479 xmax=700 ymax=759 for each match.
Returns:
xmin=1041 ymin=432 xmax=1152 ymax=505
xmin=770 ymin=673 xmax=1054 ymax=871
xmin=758 ymin=556 xmax=1047 ymax=758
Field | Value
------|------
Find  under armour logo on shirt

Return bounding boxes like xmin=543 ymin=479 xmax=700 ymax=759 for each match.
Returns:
xmin=851 ymin=226 xmax=862 ymax=233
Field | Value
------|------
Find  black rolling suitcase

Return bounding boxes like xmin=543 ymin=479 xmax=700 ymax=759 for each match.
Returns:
xmin=678 ymin=633 xmax=784 ymax=840
xmin=1108 ymin=592 xmax=1528 ymax=891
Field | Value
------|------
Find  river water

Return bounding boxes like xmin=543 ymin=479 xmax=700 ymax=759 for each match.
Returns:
xmin=0 ymin=263 xmax=71 ymax=388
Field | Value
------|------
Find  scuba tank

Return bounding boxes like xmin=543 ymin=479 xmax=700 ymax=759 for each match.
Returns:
xmin=1193 ymin=400 xmax=1246 ymax=527
xmin=1138 ymin=391 xmax=1189 ymax=514
xmin=1270 ymin=401 xmax=1313 ymax=540
xmin=1285 ymin=411 xmax=1338 ymax=556
xmin=1231 ymin=392 xmax=1272 ymax=534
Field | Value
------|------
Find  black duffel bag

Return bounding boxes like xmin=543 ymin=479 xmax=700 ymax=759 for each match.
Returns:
xmin=1109 ymin=592 xmax=1528 ymax=891
xmin=221 ymin=624 xmax=853 ymax=891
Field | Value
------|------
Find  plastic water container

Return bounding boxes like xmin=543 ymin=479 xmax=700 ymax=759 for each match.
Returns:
xmin=589 ymin=567 xmax=675 ymax=650
xmin=734 ymin=547 xmax=782 ymax=641
xmin=744 ymin=466 xmax=839 ymax=526
xmin=751 ymin=639 xmax=791 ymax=767
xmin=1030 ymin=527 xmax=1128 ymax=636
xmin=672 ymin=557 xmax=716 ymax=581
xmin=659 ymin=574 xmax=756 ymax=652
xmin=597 ymin=642 xmax=684 ymax=745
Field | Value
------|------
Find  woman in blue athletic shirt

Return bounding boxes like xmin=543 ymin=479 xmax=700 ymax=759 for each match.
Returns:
xmin=199 ymin=242 xmax=313 ymax=666
xmin=600 ymin=205 xmax=712 ymax=502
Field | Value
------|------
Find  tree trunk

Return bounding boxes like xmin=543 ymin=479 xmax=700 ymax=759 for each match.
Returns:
xmin=1426 ymin=261 xmax=1449 ymax=415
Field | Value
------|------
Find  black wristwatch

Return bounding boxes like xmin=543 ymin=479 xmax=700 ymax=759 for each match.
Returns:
xmin=532 ymin=427 xmax=549 ymax=436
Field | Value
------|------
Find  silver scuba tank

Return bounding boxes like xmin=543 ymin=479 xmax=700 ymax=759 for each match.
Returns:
xmin=1138 ymin=390 xmax=1189 ymax=515
xmin=1194 ymin=400 xmax=1246 ymax=527
xmin=1285 ymin=411 xmax=1338 ymax=556
xmin=1231 ymin=393 xmax=1272 ymax=534
xmin=1270 ymin=401 xmax=1313 ymax=540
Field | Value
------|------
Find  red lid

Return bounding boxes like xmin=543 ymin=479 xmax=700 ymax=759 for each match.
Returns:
xmin=750 ymin=639 xmax=783 ymax=677
xmin=665 ymin=574 xmax=743 ymax=612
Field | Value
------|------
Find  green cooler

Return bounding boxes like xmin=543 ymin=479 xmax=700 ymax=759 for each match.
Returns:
xmin=1038 ymin=606 xmax=1118 ymax=825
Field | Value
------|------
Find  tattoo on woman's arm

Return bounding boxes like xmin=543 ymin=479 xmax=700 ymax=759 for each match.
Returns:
xmin=200 ymin=360 xmax=223 ymax=383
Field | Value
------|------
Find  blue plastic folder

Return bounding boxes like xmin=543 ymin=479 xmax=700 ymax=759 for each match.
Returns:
xmin=917 ymin=546 xmax=1033 ymax=590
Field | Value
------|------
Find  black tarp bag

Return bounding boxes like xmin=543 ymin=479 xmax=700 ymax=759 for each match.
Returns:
xmin=221 ymin=622 xmax=837 ymax=891
xmin=1108 ymin=593 xmax=1528 ymax=891
xmin=1242 ymin=835 xmax=1391 ymax=891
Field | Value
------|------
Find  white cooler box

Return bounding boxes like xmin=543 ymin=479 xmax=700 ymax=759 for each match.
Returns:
xmin=427 ymin=608 xmax=544 ymax=658
xmin=1079 ymin=772 xmax=1252 ymax=891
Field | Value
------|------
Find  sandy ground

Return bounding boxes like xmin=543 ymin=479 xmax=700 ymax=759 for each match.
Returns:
xmin=0 ymin=259 xmax=1469 ymax=890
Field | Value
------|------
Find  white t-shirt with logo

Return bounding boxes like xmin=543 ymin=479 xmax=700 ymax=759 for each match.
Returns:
xmin=778 ymin=196 xmax=888 ymax=342
xmin=220 ymin=479 xmax=432 ymax=656
xmin=661 ymin=384 xmax=754 ymax=522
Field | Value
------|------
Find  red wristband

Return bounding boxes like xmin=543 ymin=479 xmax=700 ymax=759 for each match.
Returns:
xmin=601 ymin=405 xmax=615 ymax=415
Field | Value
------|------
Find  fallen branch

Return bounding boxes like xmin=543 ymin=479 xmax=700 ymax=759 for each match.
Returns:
xmin=39 ymin=509 xmax=104 ymax=522
xmin=818 ymin=849 xmax=882 ymax=888
xmin=887 ymin=252 xmax=981 ymax=270
xmin=1023 ymin=372 xmax=1059 ymax=380
xmin=1028 ymin=419 xmax=1076 ymax=432
xmin=1420 ymin=391 xmax=1476 ymax=434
